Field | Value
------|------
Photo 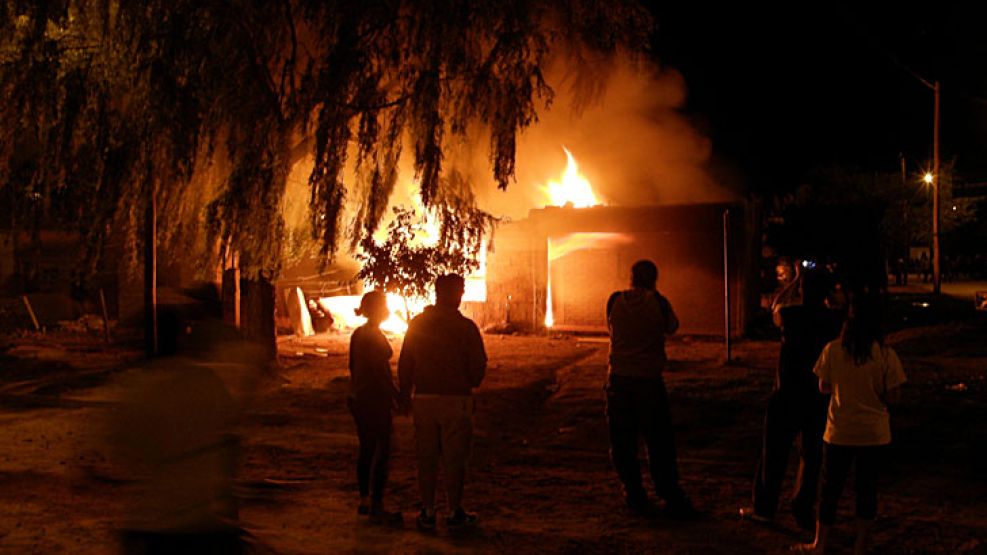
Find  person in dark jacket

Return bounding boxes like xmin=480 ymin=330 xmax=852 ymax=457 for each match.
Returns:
xmin=605 ymin=260 xmax=694 ymax=517
xmin=398 ymin=274 xmax=487 ymax=530
xmin=348 ymin=291 xmax=401 ymax=524
xmin=741 ymin=268 xmax=844 ymax=530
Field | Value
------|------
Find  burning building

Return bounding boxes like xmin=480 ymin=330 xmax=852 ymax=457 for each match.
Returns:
xmin=451 ymin=145 xmax=757 ymax=338
xmin=292 ymin=147 xmax=757 ymax=339
xmin=469 ymin=201 xmax=758 ymax=336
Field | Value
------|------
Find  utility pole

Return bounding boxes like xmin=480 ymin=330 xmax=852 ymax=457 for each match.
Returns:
xmin=932 ymin=81 xmax=941 ymax=295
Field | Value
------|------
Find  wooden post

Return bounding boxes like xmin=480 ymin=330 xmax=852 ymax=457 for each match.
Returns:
xmin=144 ymin=176 xmax=157 ymax=357
xmin=240 ymin=271 xmax=276 ymax=360
xmin=99 ymin=288 xmax=111 ymax=343
xmin=222 ymin=265 xmax=241 ymax=328
xmin=21 ymin=295 xmax=40 ymax=332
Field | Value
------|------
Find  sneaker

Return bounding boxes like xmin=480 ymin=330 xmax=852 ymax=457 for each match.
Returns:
xmin=369 ymin=508 xmax=403 ymax=526
xmin=739 ymin=506 xmax=772 ymax=524
xmin=446 ymin=508 xmax=478 ymax=528
xmin=416 ymin=509 xmax=437 ymax=531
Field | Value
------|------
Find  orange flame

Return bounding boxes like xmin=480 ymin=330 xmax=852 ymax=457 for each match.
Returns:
xmin=319 ymin=241 xmax=487 ymax=335
xmin=544 ymin=147 xmax=600 ymax=208
xmin=318 ymin=293 xmax=426 ymax=335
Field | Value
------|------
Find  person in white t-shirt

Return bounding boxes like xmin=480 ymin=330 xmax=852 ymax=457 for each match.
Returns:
xmin=796 ymin=294 xmax=906 ymax=554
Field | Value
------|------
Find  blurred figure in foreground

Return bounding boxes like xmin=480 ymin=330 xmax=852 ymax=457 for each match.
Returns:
xmin=796 ymin=294 xmax=906 ymax=554
xmin=741 ymin=268 xmax=843 ymax=530
xmin=108 ymin=284 xmax=265 ymax=554
xmin=398 ymin=274 xmax=487 ymax=531
xmin=347 ymin=291 xmax=401 ymax=525
xmin=605 ymin=260 xmax=694 ymax=517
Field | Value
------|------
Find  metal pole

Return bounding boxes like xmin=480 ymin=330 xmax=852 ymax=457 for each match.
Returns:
xmin=932 ymin=81 xmax=941 ymax=295
xmin=723 ymin=209 xmax=731 ymax=362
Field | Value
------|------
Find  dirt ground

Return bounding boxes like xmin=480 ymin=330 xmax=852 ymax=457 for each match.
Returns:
xmin=1 ymin=322 xmax=985 ymax=554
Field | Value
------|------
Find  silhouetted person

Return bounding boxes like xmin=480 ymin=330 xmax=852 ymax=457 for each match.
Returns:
xmin=398 ymin=274 xmax=487 ymax=530
xmin=110 ymin=284 xmax=265 ymax=555
xmin=796 ymin=294 xmax=906 ymax=554
xmin=741 ymin=268 xmax=843 ymax=530
xmin=348 ymin=291 xmax=401 ymax=525
xmin=605 ymin=260 xmax=693 ymax=517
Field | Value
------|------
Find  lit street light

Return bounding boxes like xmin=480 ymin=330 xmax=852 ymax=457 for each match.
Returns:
xmin=924 ymin=172 xmax=934 ymax=185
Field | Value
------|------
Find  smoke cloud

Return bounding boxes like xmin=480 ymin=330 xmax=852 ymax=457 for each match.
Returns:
xmin=462 ymin=53 xmax=737 ymax=220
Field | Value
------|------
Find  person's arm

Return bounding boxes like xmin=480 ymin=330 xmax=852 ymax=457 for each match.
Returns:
xmin=660 ymin=294 xmax=679 ymax=335
xmin=465 ymin=322 xmax=487 ymax=388
xmin=606 ymin=292 xmax=620 ymax=321
xmin=881 ymin=347 xmax=907 ymax=406
xmin=397 ymin=328 xmax=416 ymax=406
xmin=883 ymin=386 xmax=901 ymax=405
xmin=813 ymin=342 xmax=833 ymax=394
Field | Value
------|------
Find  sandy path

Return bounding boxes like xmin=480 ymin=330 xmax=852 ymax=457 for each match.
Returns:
xmin=1 ymin=329 xmax=985 ymax=553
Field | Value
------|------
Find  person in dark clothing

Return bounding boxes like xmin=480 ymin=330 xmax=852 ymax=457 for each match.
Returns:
xmin=605 ymin=260 xmax=694 ymax=517
xmin=398 ymin=274 xmax=487 ymax=530
xmin=740 ymin=268 xmax=843 ymax=530
xmin=348 ymin=291 xmax=401 ymax=525
xmin=112 ymin=284 xmax=267 ymax=555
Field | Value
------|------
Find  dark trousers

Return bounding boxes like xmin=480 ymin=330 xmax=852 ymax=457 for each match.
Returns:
xmin=349 ymin=397 xmax=392 ymax=503
xmin=606 ymin=375 xmax=686 ymax=504
xmin=752 ymin=390 xmax=828 ymax=518
xmin=818 ymin=443 xmax=883 ymax=525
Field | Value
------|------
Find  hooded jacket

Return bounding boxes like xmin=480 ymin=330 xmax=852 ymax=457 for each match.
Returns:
xmin=398 ymin=304 xmax=487 ymax=398
xmin=607 ymin=287 xmax=679 ymax=379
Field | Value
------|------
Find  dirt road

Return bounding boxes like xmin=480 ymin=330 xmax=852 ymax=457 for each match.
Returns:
xmin=1 ymin=328 xmax=985 ymax=553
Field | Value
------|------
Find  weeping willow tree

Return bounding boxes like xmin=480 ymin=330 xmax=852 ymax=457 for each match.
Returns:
xmin=1 ymin=0 xmax=652 ymax=350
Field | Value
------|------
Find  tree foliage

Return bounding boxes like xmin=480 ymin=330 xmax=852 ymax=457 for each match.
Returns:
xmin=355 ymin=205 xmax=481 ymax=301
xmin=769 ymin=161 xmax=975 ymax=259
xmin=1 ymin=0 xmax=652 ymax=280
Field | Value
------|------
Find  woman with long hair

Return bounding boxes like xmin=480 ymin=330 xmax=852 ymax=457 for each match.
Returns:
xmin=348 ymin=291 xmax=401 ymax=525
xmin=796 ymin=293 xmax=906 ymax=554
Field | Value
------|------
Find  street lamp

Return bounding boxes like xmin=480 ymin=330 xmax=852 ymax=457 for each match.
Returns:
xmin=923 ymin=172 xmax=934 ymax=185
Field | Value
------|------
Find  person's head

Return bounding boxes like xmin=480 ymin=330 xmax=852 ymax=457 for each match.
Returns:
xmin=841 ymin=292 xmax=884 ymax=365
xmin=630 ymin=260 xmax=659 ymax=289
xmin=355 ymin=290 xmax=389 ymax=325
xmin=435 ymin=273 xmax=465 ymax=308
xmin=799 ymin=268 xmax=831 ymax=307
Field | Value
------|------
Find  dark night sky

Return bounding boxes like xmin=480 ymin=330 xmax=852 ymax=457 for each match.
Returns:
xmin=648 ymin=3 xmax=987 ymax=194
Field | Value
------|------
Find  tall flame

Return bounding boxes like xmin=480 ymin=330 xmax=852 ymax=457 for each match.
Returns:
xmin=545 ymin=147 xmax=600 ymax=208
